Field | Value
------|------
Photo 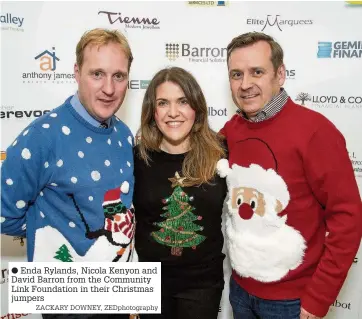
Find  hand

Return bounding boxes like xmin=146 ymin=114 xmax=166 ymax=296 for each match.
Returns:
xmin=300 ymin=307 xmax=321 ymax=319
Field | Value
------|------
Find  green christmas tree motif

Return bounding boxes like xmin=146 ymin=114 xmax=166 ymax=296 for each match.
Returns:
xmin=151 ymin=183 xmax=206 ymax=257
xmin=54 ymin=244 xmax=74 ymax=262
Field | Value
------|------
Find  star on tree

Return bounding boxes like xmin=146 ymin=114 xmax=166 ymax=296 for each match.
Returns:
xmin=174 ymin=171 xmax=186 ymax=186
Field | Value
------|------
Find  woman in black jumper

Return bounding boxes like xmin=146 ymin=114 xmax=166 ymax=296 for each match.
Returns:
xmin=133 ymin=67 xmax=227 ymax=319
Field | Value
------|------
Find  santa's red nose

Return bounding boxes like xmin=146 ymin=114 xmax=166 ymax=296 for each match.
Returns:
xmin=238 ymin=203 xmax=254 ymax=220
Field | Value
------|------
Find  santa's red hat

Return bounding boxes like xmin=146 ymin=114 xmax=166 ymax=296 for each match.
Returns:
xmin=217 ymin=138 xmax=290 ymax=210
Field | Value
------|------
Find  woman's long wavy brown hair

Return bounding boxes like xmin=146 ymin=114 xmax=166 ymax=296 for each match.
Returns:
xmin=137 ymin=67 xmax=225 ymax=187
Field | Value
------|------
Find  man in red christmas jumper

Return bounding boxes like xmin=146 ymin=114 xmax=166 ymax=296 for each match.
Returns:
xmin=220 ymin=31 xmax=362 ymax=319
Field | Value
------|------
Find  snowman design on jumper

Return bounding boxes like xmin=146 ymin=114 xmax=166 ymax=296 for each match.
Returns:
xmin=33 ymin=181 xmax=135 ymax=262
xmin=217 ymin=138 xmax=306 ymax=282
xmin=68 ymin=181 xmax=135 ymax=262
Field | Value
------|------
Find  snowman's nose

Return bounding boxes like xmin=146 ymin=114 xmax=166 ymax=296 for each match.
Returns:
xmin=238 ymin=203 xmax=254 ymax=220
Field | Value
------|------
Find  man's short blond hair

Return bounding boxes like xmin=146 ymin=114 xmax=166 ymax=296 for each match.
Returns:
xmin=76 ymin=28 xmax=133 ymax=71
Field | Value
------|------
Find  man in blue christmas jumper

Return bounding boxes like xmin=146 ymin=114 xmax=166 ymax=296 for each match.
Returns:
xmin=1 ymin=28 xmax=137 ymax=319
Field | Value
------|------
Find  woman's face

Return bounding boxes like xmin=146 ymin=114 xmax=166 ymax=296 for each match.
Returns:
xmin=154 ymin=81 xmax=196 ymax=153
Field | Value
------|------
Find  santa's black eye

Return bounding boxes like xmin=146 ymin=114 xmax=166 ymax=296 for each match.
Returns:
xmin=250 ymin=197 xmax=258 ymax=210
xmin=236 ymin=195 xmax=243 ymax=207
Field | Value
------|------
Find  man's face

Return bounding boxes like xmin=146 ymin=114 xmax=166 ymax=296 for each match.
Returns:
xmin=228 ymin=41 xmax=285 ymax=119
xmin=74 ymin=42 xmax=129 ymax=122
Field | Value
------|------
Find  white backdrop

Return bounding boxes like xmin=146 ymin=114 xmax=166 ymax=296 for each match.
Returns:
xmin=1 ymin=1 xmax=362 ymax=318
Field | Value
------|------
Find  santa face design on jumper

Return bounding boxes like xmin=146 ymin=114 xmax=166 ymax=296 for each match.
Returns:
xmin=230 ymin=185 xmax=286 ymax=237
xmin=217 ymin=159 xmax=306 ymax=282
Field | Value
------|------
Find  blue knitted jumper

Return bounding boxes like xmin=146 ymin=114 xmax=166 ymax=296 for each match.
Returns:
xmin=1 ymin=96 xmax=135 ymax=262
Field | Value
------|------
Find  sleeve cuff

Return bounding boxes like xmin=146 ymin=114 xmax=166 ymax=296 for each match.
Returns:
xmin=301 ymin=293 xmax=331 ymax=318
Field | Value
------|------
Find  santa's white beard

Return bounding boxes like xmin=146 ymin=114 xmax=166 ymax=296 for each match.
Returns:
xmin=225 ymin=195 xmax=306 ymax=282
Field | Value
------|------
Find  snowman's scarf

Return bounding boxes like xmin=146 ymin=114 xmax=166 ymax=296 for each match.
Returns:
xmin=104 ymin=209 xmax=134 ymax=239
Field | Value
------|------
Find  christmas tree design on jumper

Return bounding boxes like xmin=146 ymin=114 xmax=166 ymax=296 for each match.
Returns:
xmin=54 ymin=244 xmax=74 ymax=262
xmin=151 ymin=172 xmax=206 ymax=256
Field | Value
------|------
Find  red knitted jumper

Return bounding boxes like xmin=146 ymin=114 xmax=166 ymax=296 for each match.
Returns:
xmin=221 ymin=98 xmax=362 ymax=317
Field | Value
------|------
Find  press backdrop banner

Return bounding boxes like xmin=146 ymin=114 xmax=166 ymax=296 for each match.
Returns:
xmin=1 ymin=1 xmax=362 ymax=319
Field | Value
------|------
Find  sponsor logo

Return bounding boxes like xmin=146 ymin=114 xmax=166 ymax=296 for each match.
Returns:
xmin=317 ymin=42 xmax=332 ymax=58
xmin=22 ymin=48 xmax=75 ymax=84
xmin=208 ymin=107 xmax=227 ymax=117
xmin=1 ymin=105 xmax=51 ymax=119
xmin=286 ymin=69 xmax=296 ymax=80
xmin=317 ymin=41 xmax=362 ymax=58
xmin=0 ymin=13 xmax=24 ymax=32
xmin=246 ymin=15 xmax=313 ymax=31
xmin=295 ymin=92 xmax=311 ymax=106
xmin=187 ymin=1 xmax=228 ymax=7
xmin=165 ymin=43 xmax=227 ymax=63
xmin=349 ymin=151 xmax=362 ymax=178
xmin=332 ymin=300 xmax=351 ymax=310
xmin=98 ymin=11 xmax=160 ymax=30
xmin=295 ymin=92 xmax=362 ymax=110
xmin=1 ymin=268 xmax=9 ymax=284
xmin=35 ymin=47 xmax=60 ymax=71
xmin=128 ymin=80 xmax=150 ymax=90
xmin=346 ymin=1 xmax=362 ymax=4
